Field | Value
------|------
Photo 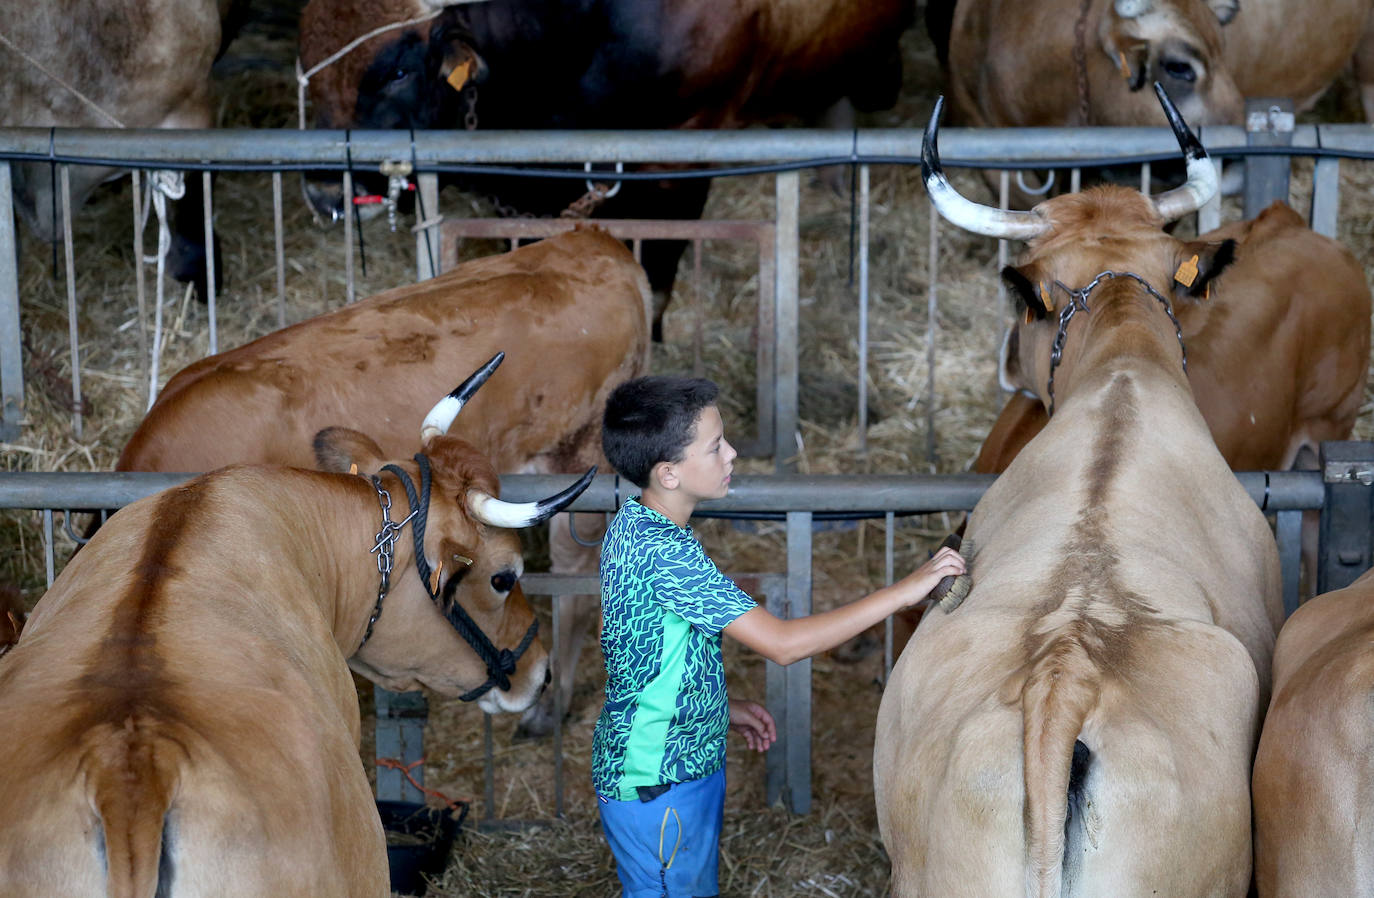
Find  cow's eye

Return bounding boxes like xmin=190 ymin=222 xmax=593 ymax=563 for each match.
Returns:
xmin=1161 ymin=58 xmax=1197 ymax=83
xmin=491 ymin=570 xmax=517 ymax=594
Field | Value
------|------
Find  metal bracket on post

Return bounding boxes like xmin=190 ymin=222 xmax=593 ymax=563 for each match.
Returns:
xmin=374 ymin=687 xmax=429 ymax=803
xmin=1318 ymin=442 xmax=1374 ymax=595
xmin=1243 ymin=98 xmax=1294 ymax=220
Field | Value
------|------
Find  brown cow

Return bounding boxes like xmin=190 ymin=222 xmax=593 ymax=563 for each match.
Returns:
xmin=1252 ymin=565 xmax=1374 ymax=896
xmin=295 ymin=0 xmax=914 ymax=338
xmin=116 ymin=226 xmax=650 ymax=737
xmin=929 ymin=0 xmax=1374 ymax=129
xmin=875 ymin=89 xmax=1282 ymax=895
xmin=0 ymin=0 xmax=248 ymax=296
xmin=0 ymin=366 xmax=591 ymax=897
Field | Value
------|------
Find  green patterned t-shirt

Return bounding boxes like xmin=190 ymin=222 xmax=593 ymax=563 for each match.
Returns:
xmin=591 ymin=497 xmax=757 ymax=801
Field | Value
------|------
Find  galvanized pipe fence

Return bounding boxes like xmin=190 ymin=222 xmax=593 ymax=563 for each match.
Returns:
xmin=0 ymin=465 xmax=1341 ymax=817
xmin=2 ymin=121 xmax=1373 ymax=819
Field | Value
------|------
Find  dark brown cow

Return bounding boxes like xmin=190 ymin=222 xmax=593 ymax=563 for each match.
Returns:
xmin=1253 ymin=565 xmax=1374 ymax=896
xmin=0 ymin=0 xmax=248 ymax=296
xmin=928 ymin=0 xmax=1374 ymax=130
xmin=875 ymin=89 xmax=1281 ymax=895
xmin=116 ymin=227 xmax=650 ymax=737
xmin=0 ymin=366 xmax=590 ymax=897
xmin=295 ymin=0 xmax=914 ymax=337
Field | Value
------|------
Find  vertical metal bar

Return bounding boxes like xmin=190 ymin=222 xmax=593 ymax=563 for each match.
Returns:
xmin=784 ymin=510 xmax=812 ymax=813
xmin=551 ymin=593 xmax=565 ymax=819
xmin=130 ymin=170 xmax=149 ymax=393
xmin=632 ymin=238 xmax=642 ymax=264
xmin=754 ymin=225 xmax=776 ymax=457
xmin=1318 ymin=441 xmax=1374 ymax=594
xmin=774 ymin=172 xmax=800 ymax=472
xmin=60 ymin=166 xmax=82 ymax=440
xmin=1244 ymin=98 xmax=1295 ymax=219
xmin=692 ymin=238 xmax=704 ymax=376
xmin=765 ymin=573 xmax=786 ymax=806
xmin=43 ymin=509 xmax=55 ymax=588
xmin=272 ymin=170 xmax=287 ymax=328
xmin=1140 ymin=162 xmax=1151 ymax=196
xmin=1310 ymin=157 xmax=1340 ymax=239
xmin=482 ymin=712 xmax=496 ymax=821
xmin=415 ymin=171 xmax=440 ymax=280
xmin=883 ymin=510 xmax=895 ymax=684
xmin=857 ymin=164 xmax=870 ymax=450
xmin=343 ymin=170 xmax=356 ymax=304
xmin=1070 ymin=167 xmax=1082 ymax=194
xmin=0 ymin=162 xmax=23 ymax=442
xmin=374 ymin=688 xmax=427 ymax=803
xmin=1276 ymin=510 xmax=1303 ymax=617
xmin=202 ymin=171 xmax=217 ymax=355
xmin=1197 ymin=159 xmax=1223 ymax=234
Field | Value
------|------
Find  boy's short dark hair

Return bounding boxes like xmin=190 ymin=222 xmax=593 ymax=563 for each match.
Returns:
xmin=602 ymin=376 xmax=720 ymax=488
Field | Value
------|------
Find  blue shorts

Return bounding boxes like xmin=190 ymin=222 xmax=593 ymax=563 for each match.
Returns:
xmin=597 ymin=768 xmax=725 ymax=898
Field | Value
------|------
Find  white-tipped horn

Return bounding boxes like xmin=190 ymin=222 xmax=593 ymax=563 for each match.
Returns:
xmin=1148 ymin=83 xmax=1219 ymax=222
xmin=1115 ymin=0 xmax=1152 ymax=17
xmin=923 ymin=97 xmax=1050 ymax=241
xmin=467 ymin=467 xmax=597 ymax=529
xmin=420 ymin=351 xmax=504 ymax=444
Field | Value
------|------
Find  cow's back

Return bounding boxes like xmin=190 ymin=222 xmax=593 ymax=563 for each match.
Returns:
xmin=1253 ymin=567 xmax=1374 ymax=896
xmin=118 ymin=228 xmax=650 ymax=474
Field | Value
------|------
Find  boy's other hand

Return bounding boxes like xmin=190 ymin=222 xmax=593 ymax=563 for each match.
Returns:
xmin=895 ymin=545 xmax=967 ymax=609
xmin=728 ymin=699 xmax=777 ymax=753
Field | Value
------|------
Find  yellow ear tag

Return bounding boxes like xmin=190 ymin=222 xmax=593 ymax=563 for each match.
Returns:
xmin=446 ymin=58 xmax=473 ymax=93
xmin=348 ymin=463 xmax=358 ymax=476
xmin=1203 ymin=281 xmax=1210 ymax=301
xmin=429 ymin=560 xmax=444 ymax=594
xmin=1117 ymin=50 xmax=1132 ymax=81
xmin=1024 ymin=306 xmax=1036 ymax=324
xmin=1174 ymin=254 xmax=1200 ymax=288
xmin=453 ymin=553 xmax=474 ymax=568
xmin=1039 ymin=281 xmax=1055 ymax=312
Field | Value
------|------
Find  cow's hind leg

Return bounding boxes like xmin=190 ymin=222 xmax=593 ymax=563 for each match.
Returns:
xmin=515 ymin=511 xmax=604 ymax=740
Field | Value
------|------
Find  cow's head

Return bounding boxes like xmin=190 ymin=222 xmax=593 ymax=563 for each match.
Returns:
xmin=313 ymin=353 xmax=591 ymax=714
xmin=1092 ymin=0 xmax=1243 ymax=126
xmin=925 ymin=85 xmax=1237 ymax=408
xmin=298 ymin=0 xmax=490 ymax=220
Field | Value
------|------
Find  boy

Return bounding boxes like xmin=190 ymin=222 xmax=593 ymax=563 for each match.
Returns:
xmin=593 ymin=375 xmax=966 ymax=898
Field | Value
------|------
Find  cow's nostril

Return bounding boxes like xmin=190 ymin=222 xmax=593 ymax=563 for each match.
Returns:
xmin=491 ymin=569 xmax=517 ymax=593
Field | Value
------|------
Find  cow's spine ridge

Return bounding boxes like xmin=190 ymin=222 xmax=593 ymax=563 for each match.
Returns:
xmin=1021 ymin=643 xmax=1099 ymax=898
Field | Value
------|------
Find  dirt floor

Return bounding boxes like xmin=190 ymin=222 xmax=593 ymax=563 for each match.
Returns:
xmin=4 ymin=2 xmax=1374 ymax=896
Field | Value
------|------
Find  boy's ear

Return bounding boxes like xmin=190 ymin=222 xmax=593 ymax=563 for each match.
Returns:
xmin=1001 ymin=264 xmax=1054 ymax=323
xmin=651 ymin=459 xmax=679 ymax=492
xmin=1172 ymin=238 xmax=1237 ymax=301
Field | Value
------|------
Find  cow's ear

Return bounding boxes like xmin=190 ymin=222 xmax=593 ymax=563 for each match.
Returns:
xmin=429 ymin=15 xmax=487 ymax=94
xmin=1172 ymin=238 xmax=1237 ymax=300
xmin=313 ymin=426 xmax=386 ymax=474
xmin=1001 ymin=265 xmax=1055 ymax=323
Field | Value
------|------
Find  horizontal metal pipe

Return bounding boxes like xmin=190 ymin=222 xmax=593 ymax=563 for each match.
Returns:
xmin=0 ymin=123 xmax=1354 ymax=167
xmin=0 ymin=471 xmax=1325 ymax=513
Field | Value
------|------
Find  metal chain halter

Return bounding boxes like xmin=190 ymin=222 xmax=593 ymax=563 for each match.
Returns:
xmin=1046 ymin=270 xmax=1189 ymax=416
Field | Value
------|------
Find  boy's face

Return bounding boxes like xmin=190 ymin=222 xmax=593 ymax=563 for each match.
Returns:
xmin=668 ymin=405 xmax=736 ymax=502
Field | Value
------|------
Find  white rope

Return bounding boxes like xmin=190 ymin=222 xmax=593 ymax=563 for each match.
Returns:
xmin=141 ymin=171 xmax=186 ymax=410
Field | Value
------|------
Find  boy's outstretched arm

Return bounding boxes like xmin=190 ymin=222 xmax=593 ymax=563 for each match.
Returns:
xmin=723 ymin=546 xmax=966 ymax=666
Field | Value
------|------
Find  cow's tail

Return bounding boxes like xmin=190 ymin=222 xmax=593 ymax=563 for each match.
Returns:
xmin=85 ymin=733 xmax=180 ymax=898
xmin=1021 ymin=644 xmax=1100 ymax=898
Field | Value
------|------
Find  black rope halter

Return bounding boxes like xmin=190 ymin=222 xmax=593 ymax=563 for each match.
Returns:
xmin=360 ymin=453 xmax=540 ymax=703
xmin=1045 ymin=270 xmax=1188 ymax=417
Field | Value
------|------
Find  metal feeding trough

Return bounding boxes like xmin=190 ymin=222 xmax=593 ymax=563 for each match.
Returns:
xmin=378 ymin=800 xmax=468 ymax=897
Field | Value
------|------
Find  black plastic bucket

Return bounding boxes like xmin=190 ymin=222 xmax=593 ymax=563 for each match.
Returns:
xmin=377 ymin=799 xmax=467 ymax=897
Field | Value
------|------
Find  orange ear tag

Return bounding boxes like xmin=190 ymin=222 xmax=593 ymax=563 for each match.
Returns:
xmin=1117 ymin=50 xmax=1132 ymax=81
xmin=1039 ymin=282 xmax=1055 ymax=312
xmin=1174 ymin=254 xmax=1199 ymax=288
xmin=1024 ymin=306 xmax=1036 ymax=324
xmin=446 ymin=58 xmax=473 ymax=93
xmin=1203 ymin=281 xmax=1210 ymax=301
xmin=429 ymin=560 xmax=444 ymax=594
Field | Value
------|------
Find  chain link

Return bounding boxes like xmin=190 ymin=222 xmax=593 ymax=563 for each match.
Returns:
xmin=1045 ymin=270 xmax=1190 ymax=416
xmin=361 ymin=477 xmax=418 ymax=646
